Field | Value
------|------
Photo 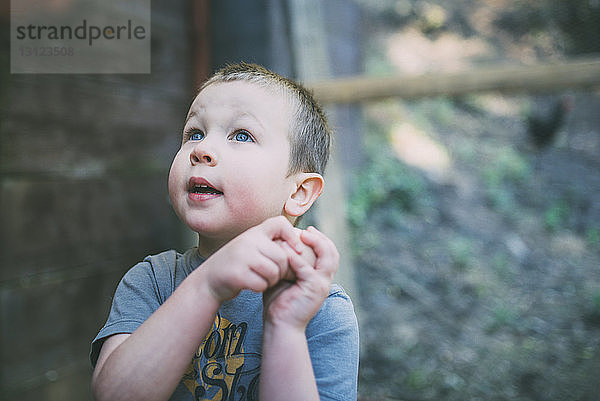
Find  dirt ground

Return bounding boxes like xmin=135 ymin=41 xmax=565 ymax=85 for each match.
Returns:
xmin=351 ymin=1 xmax=600 ymax=400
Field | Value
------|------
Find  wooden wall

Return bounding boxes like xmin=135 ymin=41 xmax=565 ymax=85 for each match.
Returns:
xmin=0 ymin=1 xmax=196 ymax=399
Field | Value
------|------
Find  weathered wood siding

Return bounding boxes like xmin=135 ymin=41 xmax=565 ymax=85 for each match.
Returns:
xmin=0 ymin=1 xmax=195 ymax=399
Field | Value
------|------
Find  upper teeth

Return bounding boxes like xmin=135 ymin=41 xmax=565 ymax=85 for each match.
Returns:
xmin=192 ymin=184 xmax=220 ymax=193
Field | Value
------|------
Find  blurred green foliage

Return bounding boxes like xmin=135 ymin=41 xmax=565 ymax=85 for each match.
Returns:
xmin=495 ymin=0 xmax=600 ymax=55
xmin=544 ymin=200 xmax=570 ymax=232
xmin=348 ymin=122 xmax=428 ymax=228
xmin=448 ymin=236 xmax=474 ymax=270
xmin=482 ymin=146 xmax=531 ymax=214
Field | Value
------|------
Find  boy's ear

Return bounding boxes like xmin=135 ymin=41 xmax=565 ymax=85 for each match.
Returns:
xmin=284 ymin=173 xmax=324 ymax=217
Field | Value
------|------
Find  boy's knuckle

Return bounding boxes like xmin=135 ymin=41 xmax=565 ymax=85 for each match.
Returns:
xmin=271 ymin=215 xmax=287 ymax=226
xmin=273 ymin=254 xmax=285 ymax=269
xmin=231 ymin=270 xmax=244 ymax=285
xmin=321 ymin=255 xmax=335 ymax=268
xmin=317 ymin=278 xmax=330 ymax=294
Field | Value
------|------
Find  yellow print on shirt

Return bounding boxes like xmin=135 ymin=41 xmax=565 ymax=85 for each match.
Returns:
xmin=182 ymin=314 xmax=260 ymax=400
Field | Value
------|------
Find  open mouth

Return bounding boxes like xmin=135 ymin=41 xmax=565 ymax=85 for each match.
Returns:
xmin=190 ymin=184 xmax=223 ymax=195
xmin=188 ymin=177 xmax=223 ymax=196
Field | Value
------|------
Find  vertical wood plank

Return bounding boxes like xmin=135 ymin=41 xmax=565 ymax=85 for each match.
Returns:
xmin=287 ymin=0 xmax=358 ymax=303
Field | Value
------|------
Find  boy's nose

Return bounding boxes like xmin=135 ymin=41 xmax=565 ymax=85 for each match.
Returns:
xmin=190 ymin=144 xmax=217 ymax=167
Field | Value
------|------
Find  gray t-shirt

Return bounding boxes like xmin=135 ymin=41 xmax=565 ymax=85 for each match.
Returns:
xmin=91 ymin=248 xmax=359 ymax=401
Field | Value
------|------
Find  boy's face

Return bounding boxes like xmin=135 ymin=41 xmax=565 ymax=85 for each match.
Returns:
xmin=168 ymin=80 xmax=297 ymax=248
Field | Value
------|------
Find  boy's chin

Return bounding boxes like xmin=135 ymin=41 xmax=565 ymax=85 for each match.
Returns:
xmin=188 ymin=220 xmax=244 ymax=242
xmin=186 ymin=213 xmax=292 ymax=243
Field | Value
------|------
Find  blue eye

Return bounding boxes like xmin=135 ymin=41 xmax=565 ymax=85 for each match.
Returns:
xmin=232 ymin=130 xmax=254 ymax=142
xmin=189 ymin=131 xmax=205 ymax=141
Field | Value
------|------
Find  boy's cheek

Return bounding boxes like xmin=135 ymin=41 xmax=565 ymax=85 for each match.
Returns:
xmin=167 ymin=157 xmax=184 ymax=197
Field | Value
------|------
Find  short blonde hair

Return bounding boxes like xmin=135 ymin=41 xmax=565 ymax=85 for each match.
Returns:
xmin=200 ymin=62 xmax=331 ymax=176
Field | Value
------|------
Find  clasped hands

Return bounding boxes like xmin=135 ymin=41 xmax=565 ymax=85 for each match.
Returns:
xmin=198 ymin=216 xmax=339 ymax=330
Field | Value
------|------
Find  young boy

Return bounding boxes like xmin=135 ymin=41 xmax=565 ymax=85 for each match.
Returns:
xmin=90 ymin=63 xmax=359 ymax=401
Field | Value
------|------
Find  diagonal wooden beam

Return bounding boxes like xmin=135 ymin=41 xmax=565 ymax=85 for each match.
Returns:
xmin=308 ymin=58 xmax=600 ymax=104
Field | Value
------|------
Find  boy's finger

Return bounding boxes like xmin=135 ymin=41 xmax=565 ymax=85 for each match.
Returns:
xmin=300 ymin=227 xmax=339 ymax=274
xmin=262 ymin=216 xmax=303 ymax=254
xmin=276 ymin=241 xmax=299 ymax=281
xmin=259 ymin=238 xmax=290 ymax=274
xmin=249 ymin=257 xmax=283 ymax=289
xmin=286 ymin=247 xmax=315 ymax=280
xmin=287 ymin=253 xmax=331 ymax=300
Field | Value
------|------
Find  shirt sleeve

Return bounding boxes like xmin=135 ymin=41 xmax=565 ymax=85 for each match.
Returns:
xmin=89 ymin=251 xmax=177 ymax=367
xmin=306 ymin=284 xmax=360 ymax=401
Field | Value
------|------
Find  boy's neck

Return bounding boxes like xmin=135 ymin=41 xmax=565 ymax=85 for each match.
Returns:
xmin=194 ymin=215 xmax=297 ymax=258
xmin=196 ymin=235 xmax=228 ymax=258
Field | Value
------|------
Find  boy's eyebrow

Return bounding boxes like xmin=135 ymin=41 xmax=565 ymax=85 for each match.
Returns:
xmin=183 ymin=108 xmax=266 ymax=132
xmin=237 ymin=110 xmax=265 ymax=131
xmin=184 ymin=110 xmax=197 ymax=126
